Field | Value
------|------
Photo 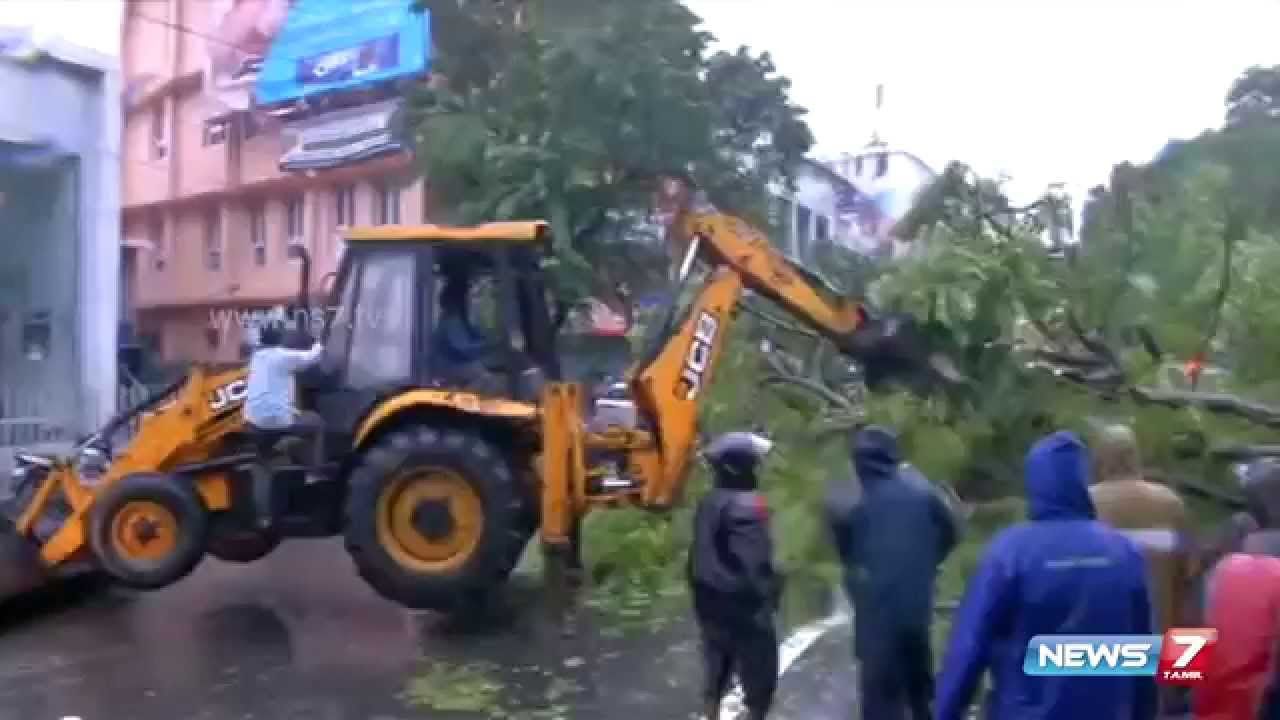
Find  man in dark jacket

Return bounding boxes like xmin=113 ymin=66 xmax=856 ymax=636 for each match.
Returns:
xmin=934 ymin=430 xmax=1157 ymax=720
xmin=688 ymin=431 xmax=782 ymax=720
xmin=827 ymin=425 xmax=958 ymax=720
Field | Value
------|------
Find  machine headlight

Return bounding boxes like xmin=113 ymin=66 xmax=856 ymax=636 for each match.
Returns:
xmin=77 ymin=446 xmax=109 ymax=486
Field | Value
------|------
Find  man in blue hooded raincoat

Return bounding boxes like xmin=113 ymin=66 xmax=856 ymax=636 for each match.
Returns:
xmin=933 ymin=430 xmax=1157 ymax=720
xmin=827 ymin=425 xmax=959 ymax=719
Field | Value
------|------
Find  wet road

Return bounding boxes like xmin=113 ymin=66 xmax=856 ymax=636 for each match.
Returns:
xmin=0 ymin=539 xmax=714 ymax=720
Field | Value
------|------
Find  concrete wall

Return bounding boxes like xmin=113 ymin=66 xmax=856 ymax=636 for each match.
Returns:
xmin=0 ymin=40 xmax=122 ymax=437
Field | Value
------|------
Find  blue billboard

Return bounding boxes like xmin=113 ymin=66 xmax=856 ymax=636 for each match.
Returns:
xmin=255 ymin=0 xmax=430 ymax=107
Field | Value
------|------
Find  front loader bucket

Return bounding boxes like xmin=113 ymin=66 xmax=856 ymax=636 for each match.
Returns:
xmin=0 ymin=461 xmax=85 ymax=605
xmin=0 ymin=513 xmax=50 ymax=602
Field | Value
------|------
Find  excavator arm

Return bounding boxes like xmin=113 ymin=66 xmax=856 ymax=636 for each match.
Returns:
xmin=537 ymin=208 xmax=945 ymax=548
xmin=623 ymin=211 xmax=915 ymax=509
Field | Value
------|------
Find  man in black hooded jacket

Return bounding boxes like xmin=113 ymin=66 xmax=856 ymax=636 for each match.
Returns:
xmin=688 ymin=430 xmax=782 ymax=720
xmin=827 ymin=425 xmax=959 ymax=720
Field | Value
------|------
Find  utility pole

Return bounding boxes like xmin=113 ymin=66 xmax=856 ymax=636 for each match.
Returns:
xmin=868 ymin=83 xmax=887 ymax=149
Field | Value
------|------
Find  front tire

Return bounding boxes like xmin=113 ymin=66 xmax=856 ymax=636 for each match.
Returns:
xmin=88 ymin=473 xmax=208 ymax=589
xmin=343 ymin=427 xmax=530 ymax=611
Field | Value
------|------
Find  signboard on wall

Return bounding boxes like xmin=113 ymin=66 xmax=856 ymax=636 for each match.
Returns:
xmin=205 ymin=0 xmax=293 ymax=113
xmin=255 ymin=0 xmax=430 ymax=107
xmin=278 ymin=98 xmax=405 ymax=171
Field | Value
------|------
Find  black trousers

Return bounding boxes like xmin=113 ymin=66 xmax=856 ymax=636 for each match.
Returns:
xmin=699 ymin=614 xmax=779 ymax=715
xmin=859 ymin=627 xmax=933 ymax=720
xmin=289 ymin=411 xmax=326 ymax=468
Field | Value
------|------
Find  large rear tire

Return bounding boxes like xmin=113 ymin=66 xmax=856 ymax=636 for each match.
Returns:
xmin=343 ymin=427 xmax=531 ymax=611
xmin=88 ymin=473 xmax=208 ymax=589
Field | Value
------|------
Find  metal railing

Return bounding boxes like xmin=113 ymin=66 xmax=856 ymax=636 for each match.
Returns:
xmin=0 ymin=384 xmax=72 ymax=449
xmin=112 ymin=367 xmax=154 ymax=446
xmin=0 ymin=369 xmax=155 ymax=452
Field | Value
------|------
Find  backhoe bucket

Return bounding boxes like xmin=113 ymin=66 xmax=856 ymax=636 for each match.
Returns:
xmin=840 ymin=311 xmax=966 ymax=389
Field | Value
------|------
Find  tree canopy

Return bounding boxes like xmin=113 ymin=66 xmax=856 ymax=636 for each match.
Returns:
xmin=409 ymin=0 xmax=814 ymax=311
xmin=398 ymin=8 xmax=1280 ymax=608
xmin=1226 ymin=64 xmax=1280 ymax=128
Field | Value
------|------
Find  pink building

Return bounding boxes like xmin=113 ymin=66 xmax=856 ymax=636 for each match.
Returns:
xmin=120 ymin=0 xmax=431 ymax=365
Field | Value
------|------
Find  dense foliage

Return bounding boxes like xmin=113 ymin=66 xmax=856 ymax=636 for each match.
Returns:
xmin=579 ymin=66 xmax=1280 ymax=614
xmin=406 ymin=9 xmax=1280 ymax=615
xmin=410 ymin=0 xmax=813 ymax=312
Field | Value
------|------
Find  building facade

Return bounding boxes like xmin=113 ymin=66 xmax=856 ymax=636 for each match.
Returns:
xmin=769 ymin=158 xmax=863 ymax=264
xmin=121 ymin=0 xmax=430 ymax=365
xmin=826 ymin=146 xmax=939 ymax=258
xmin=0 ymin=28 xmax=122 ymax=453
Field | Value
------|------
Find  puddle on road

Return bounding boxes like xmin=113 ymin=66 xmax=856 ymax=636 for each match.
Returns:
xmin=0 ymin=543 xmax=709 ymax=720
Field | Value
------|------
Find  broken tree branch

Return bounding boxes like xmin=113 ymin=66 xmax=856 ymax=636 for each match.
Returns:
xmin=741 ymin=300 xmax=820 ymax=339
xmin=760 ymin=373 xmax=857 ymax=411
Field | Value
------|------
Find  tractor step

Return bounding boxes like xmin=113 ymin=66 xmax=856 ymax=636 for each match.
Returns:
xmin=266 ymin=463 xmax=340 ymax=484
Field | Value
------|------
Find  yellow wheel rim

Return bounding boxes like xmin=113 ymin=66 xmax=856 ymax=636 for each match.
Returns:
xmin=375 ymin=468 xmax=484 ymax=573
xmin=110 ymin=500 xmax=180 ymax=562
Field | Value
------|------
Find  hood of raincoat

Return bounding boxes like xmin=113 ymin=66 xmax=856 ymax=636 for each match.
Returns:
xmin=1242 ymin=458 xmax=1280 ymax=529
xmin=852 ymin=425 xmax=901 ymax=486
xmin=1025 ymin=431 xmax=1097 ymax=521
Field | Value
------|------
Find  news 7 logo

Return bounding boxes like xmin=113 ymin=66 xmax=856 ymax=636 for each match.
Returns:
xmin=1024 ymin=628 xmax=1217 ymax=686
xmin=1157 ymin=628 xmax=1217 ymax=686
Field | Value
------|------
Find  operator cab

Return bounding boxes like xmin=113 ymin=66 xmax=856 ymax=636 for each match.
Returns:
xmin=303 ymin=221 xmax=562 ymax=415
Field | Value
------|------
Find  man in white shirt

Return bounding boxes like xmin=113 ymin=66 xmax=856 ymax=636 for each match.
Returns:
xmin=243 ymin=322 xmax=325 ymax=492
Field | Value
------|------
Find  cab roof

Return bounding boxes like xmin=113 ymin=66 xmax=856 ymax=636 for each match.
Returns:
xmin=344 ymin=221 xmax=550 ymax=244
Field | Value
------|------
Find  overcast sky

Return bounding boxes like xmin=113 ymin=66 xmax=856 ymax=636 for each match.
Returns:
xmin=685 ymin=0 xmax=1280 ymax=204
xmin=0 ymin=0 xmax=121 ymax=56
xmin=3 ymin=1 xmax=1279 ymax=207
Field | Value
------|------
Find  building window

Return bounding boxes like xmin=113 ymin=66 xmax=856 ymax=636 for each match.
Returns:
xmin=202 ymin=118 xmax=228 ymax=146
xmin=768 ymin=195 xmax=795 ymax=254
xmin=815 ymin=215 xmax=831 ymax=245
xmin=148 ymin=212 xmax=165 ymax=270
xmin=285 ymin=195 xmax=304 ymax=248
xmin=375 ymin=182 xmax=401 ymax=225
xmin=240 ymin=112 xmax=259 ymax=140
xmin=205 ymin=326 xmax=221 ymax=350
xmin=795 ymin=204 xmax=813 ymax=257
xmin=204 ymin=208 xmax=223 ymax=271
xmin=334 ymin=184 xmax=355 ymax=226
xmin=249 ymin=202 xmax=267 ymax=266
xmin=150 ymin=103 xmax=167 ymax=160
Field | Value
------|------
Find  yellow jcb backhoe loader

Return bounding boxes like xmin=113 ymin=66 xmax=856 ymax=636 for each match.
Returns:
xmin=0 ymin=207 xmax=947 ymax=612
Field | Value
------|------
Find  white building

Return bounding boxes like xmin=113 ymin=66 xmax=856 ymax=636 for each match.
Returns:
xmin=827 ymin=146 xmax=939 ymax=258
xmin=0 ymin=29 xmax=123 ymax=458
xmin=769 ymin=158 xmax=859 ymax=264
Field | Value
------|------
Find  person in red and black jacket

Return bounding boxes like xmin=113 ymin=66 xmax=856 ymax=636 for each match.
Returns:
xmin=1195 ymin=459 xmax=1280 ymax=720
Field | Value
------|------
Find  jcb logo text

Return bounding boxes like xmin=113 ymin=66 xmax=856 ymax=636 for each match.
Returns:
xmin=679 ymin=311 xmax=719 ymax=400
xmin=209 ymin=379 xmax=248 ymax=413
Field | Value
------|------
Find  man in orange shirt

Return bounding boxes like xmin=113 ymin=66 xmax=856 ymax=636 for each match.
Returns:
xmin=1088 ymin=424 xmax=1196 ymax=716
